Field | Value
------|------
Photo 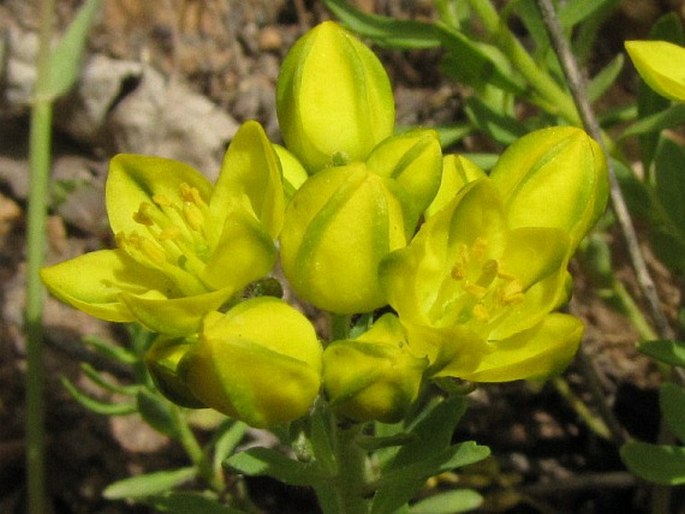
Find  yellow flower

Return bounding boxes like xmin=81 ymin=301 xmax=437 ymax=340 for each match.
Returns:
xmin=380 ymin=179 xmax=582 ymax=381
xmin=41 ymin=121 xmax=284 ymax=335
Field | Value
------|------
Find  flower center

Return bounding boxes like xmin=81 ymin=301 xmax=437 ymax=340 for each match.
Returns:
xmin=448 ymin=237 xmax=524 ymax=330
xmin=116 ymin=183 xmax=213 ymax=295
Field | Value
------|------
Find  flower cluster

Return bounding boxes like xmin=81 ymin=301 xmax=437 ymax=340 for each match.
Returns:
xmin=42 ymin=21 xmax=608 ymax=427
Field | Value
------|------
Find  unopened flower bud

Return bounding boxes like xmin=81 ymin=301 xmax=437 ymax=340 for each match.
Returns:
xmin=280 ymin=162 xmax=407 ymax=313
xmin=277 ymin=21 xmax=395 ymax=172
xmin=366 ymin=129 xmax=443 ymax=226
xmin=323 ymin=314 xmax=426 ymax=423
xmin=181 ymin=297 xmax=322 ymax=428
xmin=145 ymin=336 xmax=205 ymax=408
xmin=489 ymin=126 xmax=608 ymax=251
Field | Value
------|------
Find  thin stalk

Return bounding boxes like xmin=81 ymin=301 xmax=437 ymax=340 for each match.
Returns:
xmin=171 ymin=405 xmax=224 ymax=492
xmin=466 ymin=0 xmax=580 ymax=124
xmin=534 ymin=1 xmax=674 ymax=512
xmin=317 ymin=422 xmax=370 ymax=514
xmin=26 ymin=0 xmax=56 ymax=512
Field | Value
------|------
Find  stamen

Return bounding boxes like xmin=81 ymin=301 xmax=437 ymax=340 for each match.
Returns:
xmin=133 ymin=203 xmax=155 ymax=226
xmin=500 ymin=279 xmax=525 ymax=305
xmin=476 ymin=259 xmax=498 ymax=287
xmin=473 ymin=303 xmax=490 ymax=322
xmin=463 ymin=280 xmax=488 ymax=299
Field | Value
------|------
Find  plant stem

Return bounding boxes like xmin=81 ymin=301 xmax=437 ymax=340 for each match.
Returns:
xmin=533 ymin=1 xmax=675 ymax=512
xmin=26 ymin=0 xmax=56 ymax=512
xmin=466 ymin=0 xmax=580 ymax=124
xmin=318 ymin=422 xmax=370 ymax=514
xmin=172 ymin=406 xmax=224 ymax=492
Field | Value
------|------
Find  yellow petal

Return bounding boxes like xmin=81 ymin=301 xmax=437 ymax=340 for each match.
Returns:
xmin=212 ymin=121 xmax=285 ymax=240
xmin=106 ymin=154 xmax=212 ymax=237
xmin=40 ymin=249 xmax=173 ymax=322
xmin=626 ymin=40 xmax=685 ymax=102
xmin=120 ymin=285 xmax=239 ymax=336
xmin=460 ymin=313 xmax=584 ymax=382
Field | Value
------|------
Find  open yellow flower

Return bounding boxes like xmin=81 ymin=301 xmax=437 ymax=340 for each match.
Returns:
xmin=41 ymin=121 xmax=284 ymax=336
xmin=380 ymin=179 xmax=583 ymax=381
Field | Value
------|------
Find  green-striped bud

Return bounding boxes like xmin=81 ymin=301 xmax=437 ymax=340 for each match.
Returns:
xmin=277 ymin=21 xmax=395 ymax=173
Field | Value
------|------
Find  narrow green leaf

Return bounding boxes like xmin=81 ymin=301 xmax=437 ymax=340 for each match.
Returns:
xmin=437 ymin=25 xmax=526 ymax=95
xmin=621 ymin=442 xmax=685 ymax=485
xmin=463 ymin=97 xmax=527 ymax=145
xmin=638 ymin=340 xmax=685 ymax=367
xmin=136 ymin=389 xmax=180 ymax=439
xmin=512 ymin=0 xmax=550 ymax=57
xmin=80 ymin=363 xmax=139 ymax=395
xmin=438 ymin=442 xmax=491 ymax=472
xmin=44 ymin=0 xmax=102 ymax=99
xmin=83 ymin=334 xmax=137 ymax=365
xmin=372 ymin=442 xmax=489 ymax=514
xmin=621 ymin=104 xmax=685 ymax=140
xmin=321 ymin=0 xmax=440 ymax=49
xmin=660 ymin=382 xmax=685 ymax=442
xmin=558 ymin=0 xmax=619 ymax=30
xmin=357 ymin=432 xmax=416 ymax=451
xmin=60 ymin=376 xmax=136 ymax=416
xmin=147 ymin=491 xmax=248 ymax=514
xmin=435 ymin=123 xmax=473 ymax=149
xmin=103 ymin=467 xmax=196 ymax=499
xmin=410 ymin=489 xmax=483 ymax=514
xmin=588 ymin=54 xmax=624 ymax=103
xmin=212 ymin=420 xmax=248 ymax=473
xmin=225 ymin=448 xmax=325 ymax=487
xmin=655 ymin=137 xmax=685 ymax=229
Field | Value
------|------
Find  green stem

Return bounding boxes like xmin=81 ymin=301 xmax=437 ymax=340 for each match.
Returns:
xmin=172 ymin=406 xmax=224 ymax=492
xmin=466 ymin=0 xmax=580 ymax=124
xmin=26 ymin=0 xmax=56 ymax=512
xmin=317 ymin=422 xmax=370 ymax=514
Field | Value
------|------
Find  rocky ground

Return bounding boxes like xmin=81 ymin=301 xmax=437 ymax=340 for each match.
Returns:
xmin=0 ymin=0 xmax=684 ymax=513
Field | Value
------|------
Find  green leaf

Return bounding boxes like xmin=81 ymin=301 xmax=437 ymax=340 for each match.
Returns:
xmin=321 ymin=0 xmax=440 ymax=49
xmin=147 ymin=491 xmax=248 ymax=514
xmin=621 ymin=442 xmax=685 ymax=485
xmin=80 ymin=363 xmax=139 ymax=396
xmin=60 ymin=376 xmax=136 ymax=416
xmin=136 ymin=389 xmax=180 ymax=439
xmin=621 ymin=104 xmax=685 ymax=140
xmin=44 ymin=0 xmax=102 ymax=99
xmin=463 ymin=97 xmax=527 ymax=145
xmin=357 ymin=432 xmax=416 ymax=451
xmin=410 ymin=489 xmax=483 ymax=514
xmin=558 ymin=0 xmax=619 ymax=30
xmin=660 ymin=382 xmax=685 ymax=442
xmin=212 ymin=420 xmax=248 ymax=473
xmin=372 ymin=442 xmax=489 ymax=514
xmin=512 ymin=0 xmax=550 ymax=57
xmin=655 ymin=137 xmax=685 ymax=229
xmin=385 ymin=395 xmax=468 ymax=470
xmin=638 ymin=340 xmax=685 ymax=367
xmin=82 ymin=334 xmax=137 ymax=365
xmin=437 ymin=25 xmax=526 ymax=96
xmin=225 ymin=448 xmax=325 ymax=487
xmin=587 ymin=54 xmax=623 ymax=103
xmin=103 ymin=467 xmax=196 ymax=499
